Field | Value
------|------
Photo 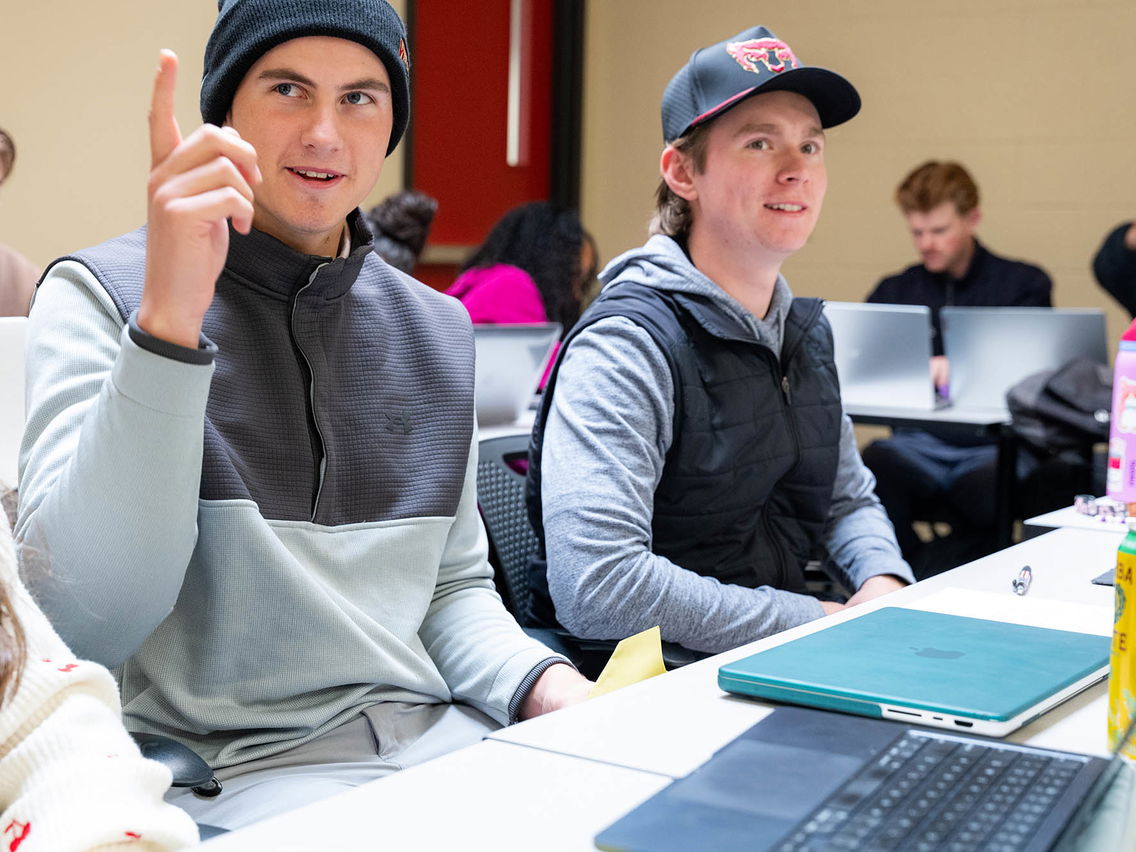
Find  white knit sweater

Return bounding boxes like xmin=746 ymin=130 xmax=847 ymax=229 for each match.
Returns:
xmin=0 ymin=524 xmax=198 ymax=851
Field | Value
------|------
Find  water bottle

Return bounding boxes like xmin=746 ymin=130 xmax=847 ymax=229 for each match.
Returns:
xmin=1106 ymin=318 xmax=1136 ymax=506
xmin=1109 ymin=522 xmax=1136 ymax=754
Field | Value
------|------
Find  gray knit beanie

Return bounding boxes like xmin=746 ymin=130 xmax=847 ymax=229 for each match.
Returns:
xmin=200 ymin=0 xmax=410 ymax=156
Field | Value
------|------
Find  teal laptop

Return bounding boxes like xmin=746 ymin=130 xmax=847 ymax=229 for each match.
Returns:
xmin=717 ymin=607 xmax=1109 ymax=737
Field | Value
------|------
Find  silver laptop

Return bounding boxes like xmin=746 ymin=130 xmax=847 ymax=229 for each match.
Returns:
xmin=823 ymin=301 xmax=939 ymax=410
xmin=942 ymin=307 xmax=1108 ymax=411
xmin=472 ymin=323 xmax=560 ymax=426
xmin=0 ymin=317 xmax=27 ymax=488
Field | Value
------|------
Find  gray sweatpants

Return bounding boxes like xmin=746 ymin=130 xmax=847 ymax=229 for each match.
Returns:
xmin=165 ymin=701 xmax=499 ymax=831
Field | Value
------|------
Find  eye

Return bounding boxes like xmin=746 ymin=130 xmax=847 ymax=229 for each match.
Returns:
xmin=747 ymin=138 xmax=770 ymax=151
xmin=274 ymin=83 xmax=300 ymax=98
xmin=343 ymin=91 xmax=374 ymax=106
xmin=801 ymin=141 xmax=821 ymax=155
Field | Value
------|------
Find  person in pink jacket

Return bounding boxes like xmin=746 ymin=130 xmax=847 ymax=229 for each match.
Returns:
xmin=447 ymin=201 xmax=597 ymax=334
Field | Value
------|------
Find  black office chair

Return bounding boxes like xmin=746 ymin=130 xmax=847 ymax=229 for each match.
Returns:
xmin=477 ymin=434 xmax=581 ymax=662
xmin=130 ymin=733 xmax=227 ymax=840
xmin=130 ymin=732 xmax=222 ymax=797
xmin=476 ymin=434 xmax=705 ymax=678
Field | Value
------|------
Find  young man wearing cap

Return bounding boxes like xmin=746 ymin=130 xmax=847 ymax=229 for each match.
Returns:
xmin=525 ymin=27 xmax=913 ymax=655
xmin=17 ymin=0 xmax=588 ymax=830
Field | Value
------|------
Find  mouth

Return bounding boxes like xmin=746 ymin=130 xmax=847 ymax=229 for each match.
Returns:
xmin=287 ymin=167 xmax=345 ymax=186
xmin=764 ymin=203 xmax=807 ymax=213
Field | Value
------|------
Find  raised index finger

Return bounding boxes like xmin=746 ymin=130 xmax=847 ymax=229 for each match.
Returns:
xmin=149 ymin=49 xmax=182 ymax=168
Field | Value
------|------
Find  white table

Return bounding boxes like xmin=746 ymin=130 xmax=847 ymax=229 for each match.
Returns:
xmin=477 ymin=408 xmax=535 ymax=442
xmin=1025 ymin=503 xmax=1131 ymax=535
xmin=201 ymin=740 xmax=670 ymax=851
xmin=202 ymin=528 xmax=1128 ymax=850
xmin=487 ymin=528 xmax=1120 ymax=775
xmin=844 ymin=402 xmax=1018 ymax=547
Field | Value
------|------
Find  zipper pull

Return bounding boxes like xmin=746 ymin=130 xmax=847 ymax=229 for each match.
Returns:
xmin=781 ymin=375 xmax=791 ymax=403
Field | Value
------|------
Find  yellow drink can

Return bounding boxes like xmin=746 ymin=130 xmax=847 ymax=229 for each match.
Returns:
xmin=1109 ymin=524 xmax=1136 ymax=754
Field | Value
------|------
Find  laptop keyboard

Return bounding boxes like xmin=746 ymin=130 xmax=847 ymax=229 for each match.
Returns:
xmin=777 ymin=730 xmax=1086 ymax=851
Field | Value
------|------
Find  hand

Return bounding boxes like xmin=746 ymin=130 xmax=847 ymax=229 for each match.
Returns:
xmin=929 ymin=356 xmax=950 ymax=393
xmin=518 ymin=663 xmax=593 ymax=720
xmin=845 ymin=574 xmax=908 ymax=608
xmin=139 ymin=50 xmax=261 ymax=348
xmin=819 ymin=600 xmax=845 ymax=616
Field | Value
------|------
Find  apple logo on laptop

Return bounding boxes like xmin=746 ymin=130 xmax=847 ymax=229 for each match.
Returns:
xmin=911 ymin=646 xmax=965 ymax=659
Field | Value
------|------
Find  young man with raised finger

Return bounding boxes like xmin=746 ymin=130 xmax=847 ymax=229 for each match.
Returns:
xmin=18 ymin=0 xmax=588 ymax=830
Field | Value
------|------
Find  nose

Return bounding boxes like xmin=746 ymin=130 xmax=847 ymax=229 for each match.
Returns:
xmin=777 ymin=149 xmax=810 ymax=184
xmin=301 ymin=104 xmax=342 ymax=152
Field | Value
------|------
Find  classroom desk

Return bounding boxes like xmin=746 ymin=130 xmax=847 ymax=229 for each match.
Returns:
xmin=487 ymin=527 xmax=1119 ymax=776
xmin=200 ymin=740 xmax=671 ymax=851
xmin=477 ymin=407 xmax=535 ymax=442
xmin=1025 ymin=502 xmax=1130 ymax=536
xmin=845 ymin=401 xmax=1018 ymax=549
xmin=202 ymin=528 xmax=1125 ymax=850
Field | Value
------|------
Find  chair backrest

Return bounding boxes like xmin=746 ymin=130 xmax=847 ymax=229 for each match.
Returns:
xmin=0 ymin=317 xmax=27 ymax=488
xmin=476 ymin=433 xmax=538 ymax=619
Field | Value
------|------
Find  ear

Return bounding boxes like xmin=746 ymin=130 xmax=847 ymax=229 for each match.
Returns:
xmin=964 ymin=206 xmax=981 ymax=230
xmin=660 ymin=145 xmax=698 ymax=203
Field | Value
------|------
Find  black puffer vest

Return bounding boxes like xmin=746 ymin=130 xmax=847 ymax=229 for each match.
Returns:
xmin=525 ymin=281 xmax=842 ymax=628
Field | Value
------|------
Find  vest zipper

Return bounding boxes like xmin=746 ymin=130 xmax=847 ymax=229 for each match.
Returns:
xmin=766 ymin=299 xmax=826 ymax=587
xmin=291 ymin=264 xmax=329 ymax=522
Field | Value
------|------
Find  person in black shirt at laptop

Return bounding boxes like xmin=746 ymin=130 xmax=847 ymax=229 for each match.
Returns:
xmin=862 ymin=161 xmax=1052 ymax=576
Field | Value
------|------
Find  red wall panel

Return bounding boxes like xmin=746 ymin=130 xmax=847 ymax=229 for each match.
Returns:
xmin=409 ymin=0 xmax=554 ymax=251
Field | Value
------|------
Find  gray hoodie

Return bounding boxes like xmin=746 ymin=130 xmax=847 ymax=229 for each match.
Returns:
xmin=540 ymin=235 xmax=913 ymax=654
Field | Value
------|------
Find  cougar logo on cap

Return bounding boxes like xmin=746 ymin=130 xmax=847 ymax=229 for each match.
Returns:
xmin=726 ymin=38 xmax=799 ymax=75
xmin=399 ymin=38 xmax=410 ymax=71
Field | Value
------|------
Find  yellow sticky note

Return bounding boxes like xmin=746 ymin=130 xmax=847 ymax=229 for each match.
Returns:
xmin=588 ymin=626 xmax=667 ymax=698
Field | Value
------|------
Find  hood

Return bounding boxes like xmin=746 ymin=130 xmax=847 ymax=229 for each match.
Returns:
xmin=599 ymin=234 xmax=792 ymax=351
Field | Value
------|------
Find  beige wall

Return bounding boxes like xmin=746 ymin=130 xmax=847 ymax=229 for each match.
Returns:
xmin=0 ymin=0 xmax=404 ymax=270
xmin=2 ymin=1 xmax=1133 ymax=347
xmin=582 ymin=0 xmax=1136 ymax=347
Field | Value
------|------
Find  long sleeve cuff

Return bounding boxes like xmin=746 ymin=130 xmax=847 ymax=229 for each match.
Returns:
xmin=507 ymin=656 xmax=572 ymax=724
xmin=128 ymin=310 xmax=217 ymax=365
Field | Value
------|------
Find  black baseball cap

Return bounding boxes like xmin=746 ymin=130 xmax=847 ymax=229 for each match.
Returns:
xmin=661 ymin=26 xmax=861 ymax=144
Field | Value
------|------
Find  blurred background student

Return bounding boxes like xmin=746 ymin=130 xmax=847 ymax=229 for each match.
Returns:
xmin=1094 ymin=220 xmax=1136 ymax=317
xmin=0 ymin=509 xmax=198 ymax=851
xmin=365 ymin=189 xmax=438 ymax=274
xmin=446 ymin=201 xmax=598 ymax=337
xmin=0 ymin=128 xmax=38 ymax=317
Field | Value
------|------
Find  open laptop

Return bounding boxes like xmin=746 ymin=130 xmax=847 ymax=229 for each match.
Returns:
xmin=472 ymin=323 xmax=560 ymax=426
xmin=942 ymin=307 xmax=1108 ymax=411
xmin=594 ymin=704 xmax=1132 ymax=852
xmin=0 ymin=317 xmax=27 ymax=488
xmin=823 ymin=302 xmax=941 ymax=411
xmin=716 ymin=607 xmax=1109 ymax=738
